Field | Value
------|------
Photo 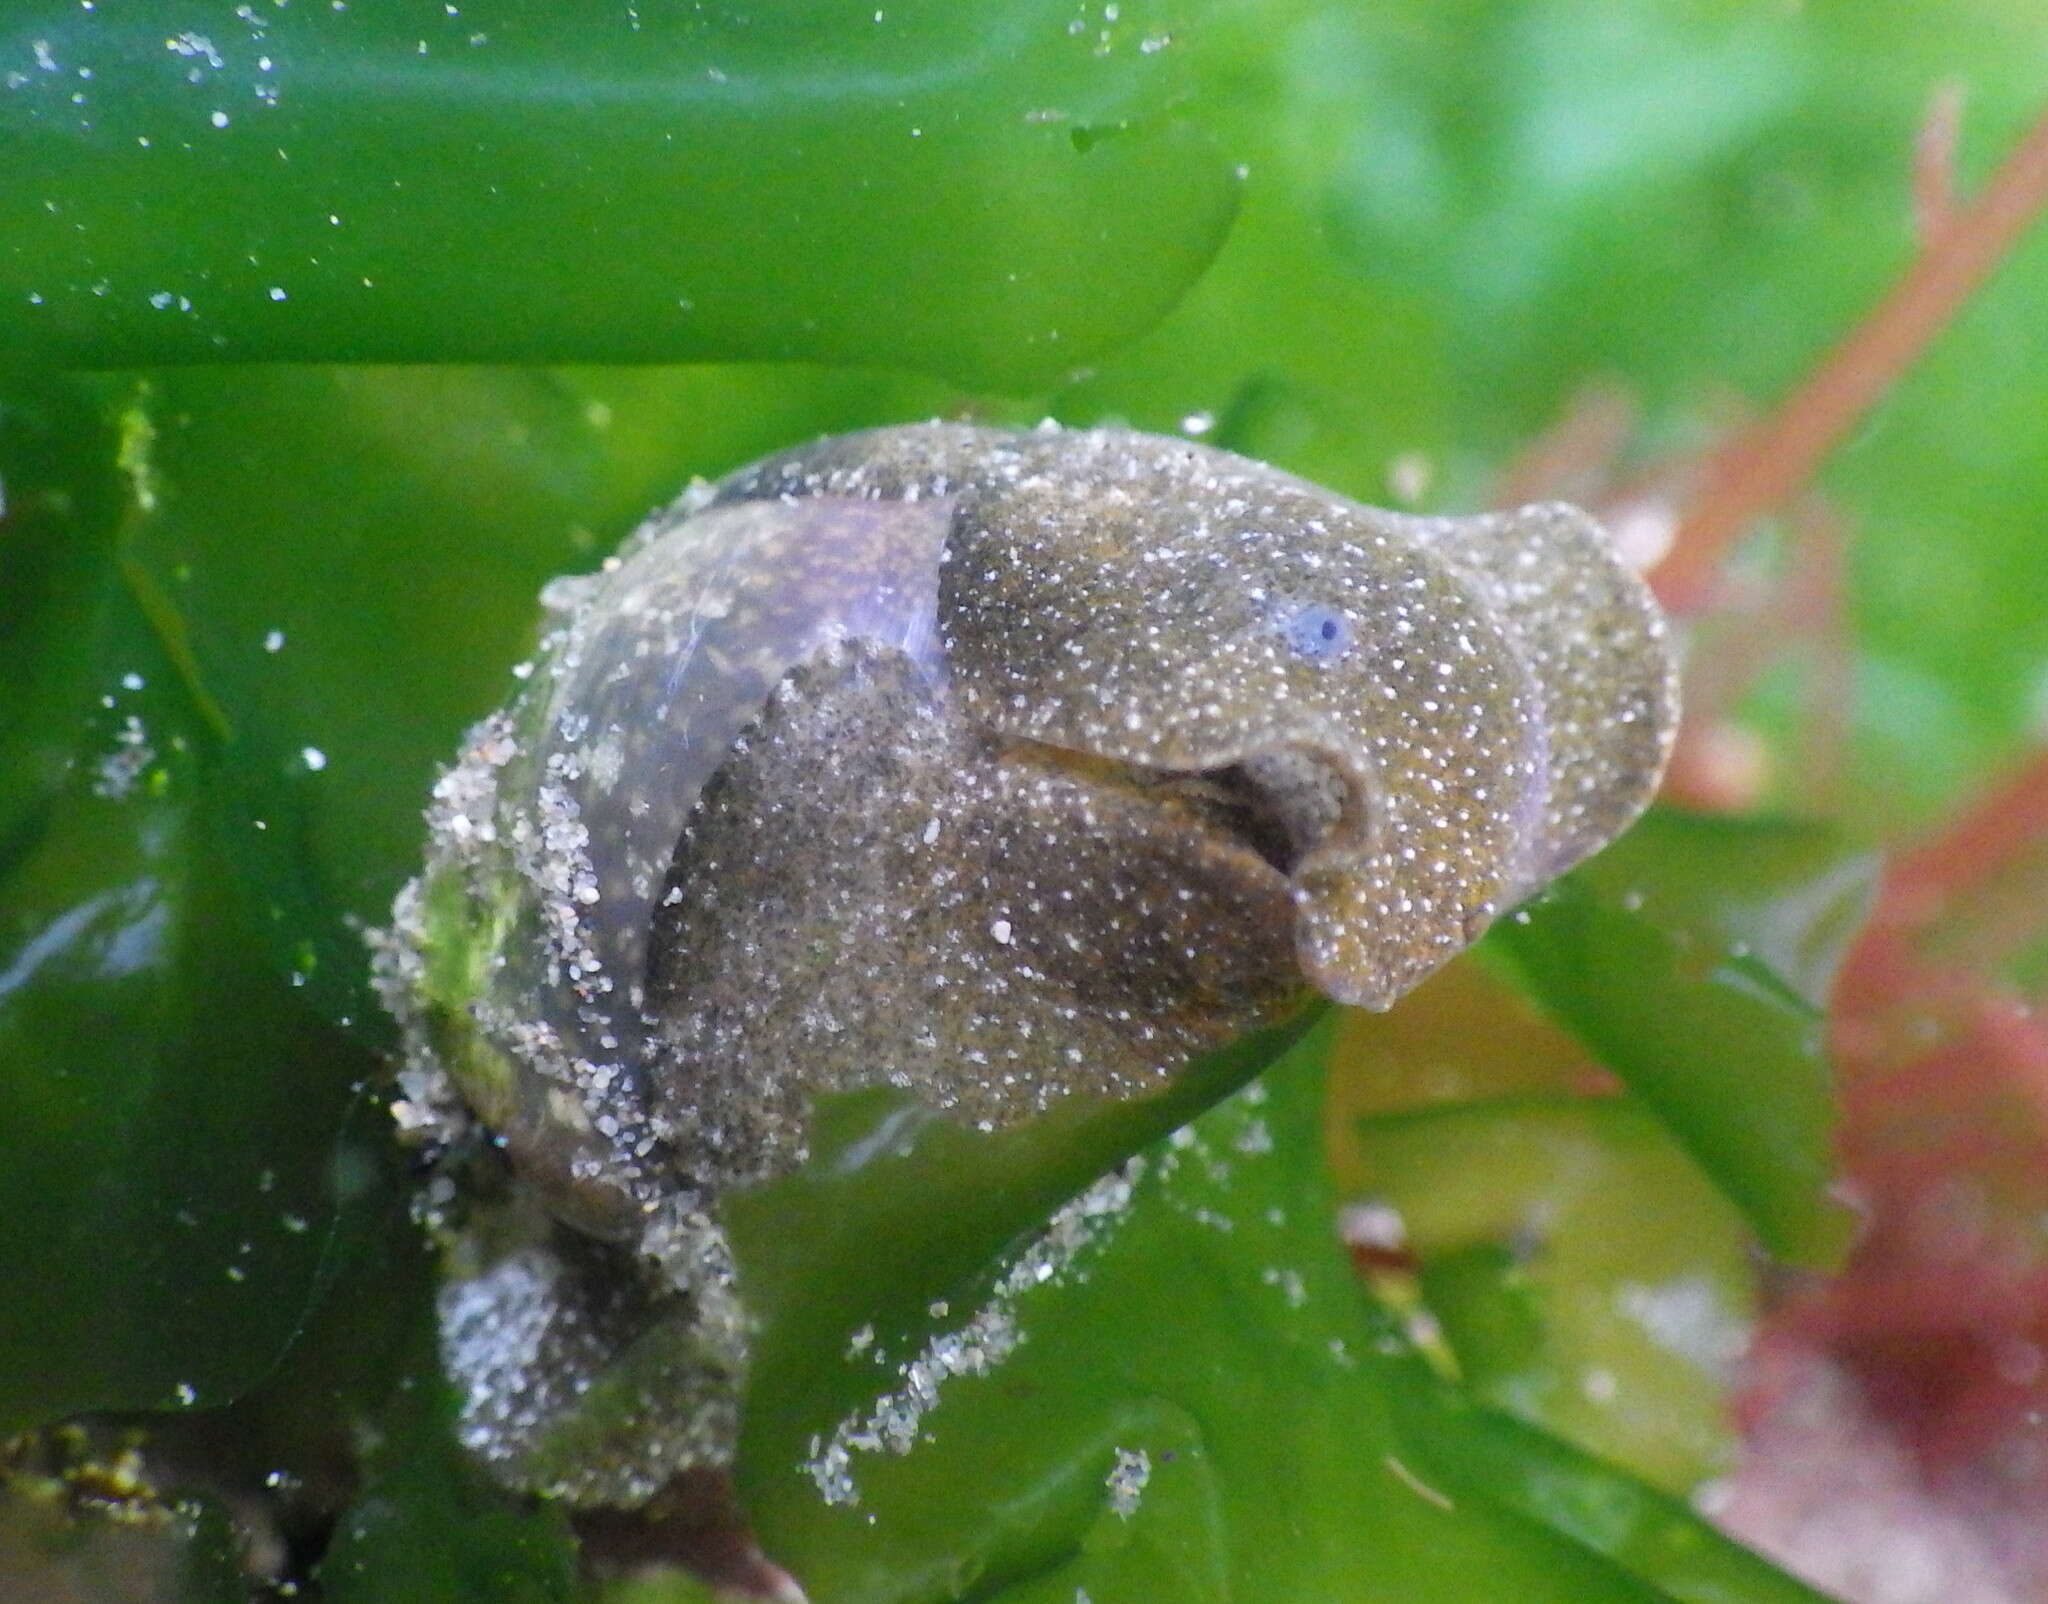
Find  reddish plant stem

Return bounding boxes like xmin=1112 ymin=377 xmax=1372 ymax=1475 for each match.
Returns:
xmin=1654 ymin=102 xmax=2048 ymax=612
xmin=1888 ymin=752 xmax=2048 ymax=917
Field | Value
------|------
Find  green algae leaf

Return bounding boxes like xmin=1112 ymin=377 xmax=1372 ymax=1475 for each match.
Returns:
xmin=1392 ymin=1388 xmax=1835 ymax=1604
xmin=0 ymin=0 xmax=1234 ymax=390
xmin=1496 ymin=811 xmax=1877 ymax=1268
xmin=721 ymin=1019 xmax=1821 ymax=1603
xmin=594 ymin=1577 xmax=723 ymax=1604
xmin=1351 ymin=1096 xmax=1757 ymax=1496
xmin=319 ymin=1294 xmax=579 ymax=1604
xmin=723 ymin=1009 xmax=1321 ymax=1515
xmin=0 ymin=378 xmax=125 ymax=857
xmin=310 ymin=1013 xmax=1313 ymax=1604
xmin=0 ymin=581 xmax=388 ymax=1433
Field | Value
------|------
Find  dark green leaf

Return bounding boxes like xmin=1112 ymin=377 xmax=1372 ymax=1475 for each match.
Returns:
xmin=318 ymin=1291 xmax=579 ymax=1604
xmin=0 ymin=376 xmax=124 ymax=855
xmin=1394 ymin=1388 xmax=1837 ymax=1604
xmin=0 ymin=1 xmax=1235 ymax=389
xmin=0 ymin=590 xmax=388 ymax=1431
xmin=727 ymin=1018 xmax=1802 ymax=1602
xmin=725 ymin=1008 xmax=1321 ymax=1516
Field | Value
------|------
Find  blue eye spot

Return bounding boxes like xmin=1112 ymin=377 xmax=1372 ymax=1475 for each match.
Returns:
xmin=1280 ymin=603 xmax=1351 ymax=662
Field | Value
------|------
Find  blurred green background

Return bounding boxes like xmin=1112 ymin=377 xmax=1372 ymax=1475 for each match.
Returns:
xmin=3 ymin=1 xmax=2044 ymax=1600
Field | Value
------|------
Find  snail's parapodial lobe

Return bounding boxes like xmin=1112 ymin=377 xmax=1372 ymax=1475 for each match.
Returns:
xmin=377 ymin=420 xmax=1678 ymax=1505
xmin=641 ymin=638 xmax=1305 ymax=1189
xmin=1394 ymin=500 xmax=1680 ymax=897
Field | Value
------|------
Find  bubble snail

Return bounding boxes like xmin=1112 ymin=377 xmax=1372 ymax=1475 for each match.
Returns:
xmin=375 ymin=422 xmax=1678 ymax=1509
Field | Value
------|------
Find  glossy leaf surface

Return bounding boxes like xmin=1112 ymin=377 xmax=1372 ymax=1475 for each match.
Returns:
xmin=714 ymin=1022 xmax=1825 ymax=1604
xmin=0 ymin=589 xmax=387 ymax=1432
xmin=0 ymin=377 xmax=125 ymax=851
xmin=1351 ymin=1095 xmax=1755 ymax=1494
xmin=1497 ymin=811 xmax=1876 ymax=1267
xmin=0 ymin=1 xmax=1235 ymax=389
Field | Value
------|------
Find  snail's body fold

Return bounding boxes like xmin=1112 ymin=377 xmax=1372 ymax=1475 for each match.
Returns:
xmin=374 ymin=422 xmax=1677 ymax=1507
